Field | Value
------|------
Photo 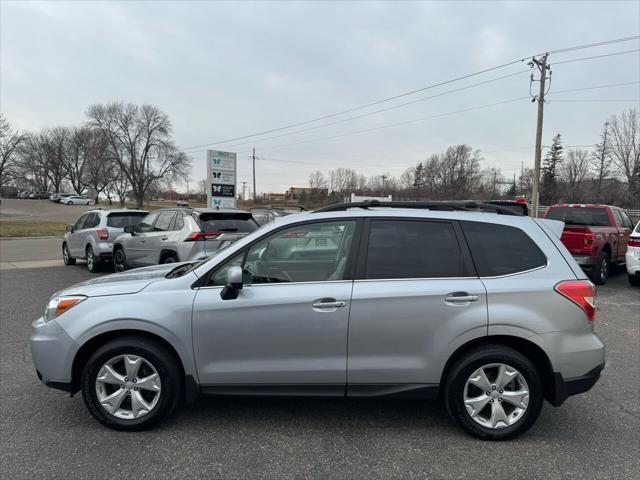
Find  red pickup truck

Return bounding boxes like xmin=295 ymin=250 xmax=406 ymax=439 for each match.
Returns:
xmin=545 ymin=204 xmax=635 ymax=284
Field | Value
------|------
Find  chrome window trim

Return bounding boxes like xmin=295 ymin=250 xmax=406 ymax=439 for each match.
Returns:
xmin=477 ymin=263 xmax=548 ymax=279
xmin=196 ymin=279 xmax=353 ymax=290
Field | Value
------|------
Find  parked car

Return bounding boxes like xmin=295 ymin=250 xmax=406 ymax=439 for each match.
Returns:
xmin=32 ymin=200 xmax=604 ymax=439
xmin=626 ymin=221 xmax=640 ymax=286
xmin=112 ymin=208 xmax=259 ymax=271
xmin=250 ymin=208 xmax=282 ymax=226
xmin=19 ymin=191 xmax=33 ymax=199
xmin=544 ymin=204 xmax=635 ymax=284
xmin=50 ymin=193 xmax=74 ymax=203
xmin=63 ymin=209 xmax=149 ymax=272
xmin=65 ymin=195 xmax=91 ymax=205
xmin=29 ymin=191 xmax=52 ymax=199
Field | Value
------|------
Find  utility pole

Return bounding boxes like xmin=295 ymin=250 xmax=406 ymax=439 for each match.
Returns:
xmin=252 ymin=148 xmax=257 ymax=201
xmin=380 ymin=174 xmax=388 ymax=196
xmin=241 ymin=181 xmax=248 ymax=201
xmin=530 ymin=53 xmax=550 ymax=218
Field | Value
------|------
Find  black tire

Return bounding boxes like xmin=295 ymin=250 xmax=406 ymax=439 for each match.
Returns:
xmin=162 ymin=254 xmax=178 ymax=264
xmin=86 ymin=245 xmax=101 ymax=273
xmin=62 ymin=243 xmax=76 ymax=265
xmin=590 ymin=251 xmax=610 ymax=285
xmin=444 ymin=345 xmax=543 ymax=441
xmin=81 ymin=336 xmax=181 ymax=431
xmin=113 ymin=248 xmax=128 ymax=272
xmin=629 ymin=274 xmax=640 ymax=286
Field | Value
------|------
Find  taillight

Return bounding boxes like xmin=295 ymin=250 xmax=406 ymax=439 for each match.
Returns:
xmin=185 ymin=232 xmax=221 ymax=242
xmin=554 ymin=280 xmax=596 ymax=323
xmin=97 ymin=227 xmax=108 ymax=240
xmin=583 ymin=233 xmax=594 ymax=249
xmin=628 ymin=237 xmax=640 ymax=248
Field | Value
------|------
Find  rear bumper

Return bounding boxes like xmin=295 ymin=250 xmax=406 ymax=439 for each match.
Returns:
xmin=549 ymin=363 xmax=605 ymax=406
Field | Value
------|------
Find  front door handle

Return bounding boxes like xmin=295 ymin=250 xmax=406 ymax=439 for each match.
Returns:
xmin=312 ymin=298 xmax=346 ymax=309
xmin=161 ymin=235 xmax=168 ymax=241
xmin=444 ymin=292 xmax=479 ymax=303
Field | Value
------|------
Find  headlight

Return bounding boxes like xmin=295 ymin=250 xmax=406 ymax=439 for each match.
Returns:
xmin=44 ymin=295 xmax=86 ymax=322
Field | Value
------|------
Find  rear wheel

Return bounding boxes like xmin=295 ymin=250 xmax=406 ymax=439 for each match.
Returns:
xmin=444 ymin=345 xmax=543 ymax=440
xmin=86 ymin=246 xmax=101 ymax=273
xmin=629 ymin=274 xmax=640 ymax=286
xmin=162 ymin=254 xmax=178 ymax=264
xmin=113 ymin=248 xmax=128 ymax=272
xmin=81 ymin=337 xmax=181 ymax=431
xmin=590 ymin=251 xmax=610 ymax=285
xmin=62 ymin=243 xmax=76 ymax=265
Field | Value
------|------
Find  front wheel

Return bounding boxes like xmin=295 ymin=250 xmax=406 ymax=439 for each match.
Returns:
xmin=67 ymin=201 xmax=73 ymax=205
xmin=81 ymin=337 xmax=181 ymax=431
xmin=444 ymin=345 xmax=543 ymax=440
xmin=62 ymin=243 xmax=76 ymax=265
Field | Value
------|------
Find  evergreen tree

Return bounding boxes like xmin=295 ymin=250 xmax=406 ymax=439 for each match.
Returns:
xmin=413 ymin=162 xmax=424 ymax=188
xmin=541 ymin=134 xmax=564 ymax=203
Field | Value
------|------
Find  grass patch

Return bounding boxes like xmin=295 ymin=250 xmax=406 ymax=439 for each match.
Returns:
xmin=0 ymin=221 xmax=67 ymax=238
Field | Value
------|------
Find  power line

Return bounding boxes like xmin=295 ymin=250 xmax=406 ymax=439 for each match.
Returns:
xmin=549 ymin=99 xmax=639 ymax=102
xmin=547 ymin=80 xmax=639 ymax=95
xmin=182 ymin=35 xmax=640 ymax=151
xmin=217 ymin=70 xmax=529 ymax=150
xmin=553 ymin=48 xmax=640 ymax=65
xmin=231 ymin=82 xmax=640 ymax=156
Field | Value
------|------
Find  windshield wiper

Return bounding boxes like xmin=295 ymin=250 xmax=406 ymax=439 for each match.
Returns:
xmin=166 ymin=263 xmax=195 ymax=279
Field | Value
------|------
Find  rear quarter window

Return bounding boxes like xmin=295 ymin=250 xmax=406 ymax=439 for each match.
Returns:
xmin=462 ymin=221 xmax=547 ymax=277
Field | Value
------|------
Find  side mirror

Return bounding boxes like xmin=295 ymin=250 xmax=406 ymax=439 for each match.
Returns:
xmin=124 ymin=225 xmax=135 ymax=235
xmin=65 ymin=225 xmax=74 ymax=233
xmin=220 ymin=266 xmax=243 ymax=300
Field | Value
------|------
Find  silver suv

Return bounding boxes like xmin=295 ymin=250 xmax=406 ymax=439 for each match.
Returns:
xmin=112 ymin=208 xmax=259 ymax=271
xmin=63 ymin=208 xmax=149 ymax=272
xmin=32 ymin=201 xmax=604 ymax=440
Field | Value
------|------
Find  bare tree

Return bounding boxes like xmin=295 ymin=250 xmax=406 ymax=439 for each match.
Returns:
xmin=608 ymin=108 xmax=640 ymax=206
xmin=86 ymin=102 xmax=191 ymax=208
xmin=560 ymin=149 xmax=590 ymax=202
xmin=308 ymin=170 xmax=327 ymax=191
xmin=63 ymin=127 xmax=93 ymax=194
xmin=0 ymin=115 xmax=26 ymax=189
xmin=591 ymin=121 xmax=612 ymax=200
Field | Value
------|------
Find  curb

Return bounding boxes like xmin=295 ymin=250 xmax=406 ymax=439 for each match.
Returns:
xmin=0 ymin=236 xmax=61 ymax=241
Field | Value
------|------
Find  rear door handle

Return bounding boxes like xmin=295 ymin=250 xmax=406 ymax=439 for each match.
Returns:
xmin=312 ymin=298 xmax=346 ymax=309
xmin=444 ymin=293 xmax=479 ymax=303
xmin=161 ymin=236 xmax=168 ymax=241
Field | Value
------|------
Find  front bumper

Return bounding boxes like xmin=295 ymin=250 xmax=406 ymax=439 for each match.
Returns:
xmin=30 ymin=317 xmax=77 ymax=390
xmin=549 ymin=363 xmax=605 ymax=406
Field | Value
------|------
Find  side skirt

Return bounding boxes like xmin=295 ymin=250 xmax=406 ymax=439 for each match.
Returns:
xmin=199 ymin=384 xmax=439 ymax=400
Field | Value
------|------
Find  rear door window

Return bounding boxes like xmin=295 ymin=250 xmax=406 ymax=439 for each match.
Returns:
xmin=154 ymin=211 xmax=176 ymax=232
xmin=462 ymin=221 xmax=547 ymax=277
xmin=107 ymin=212 xmax=149 ymax=228
xmin=198 ymin=213 xmax=258 ymax=233
xmin=83 ymin=213 xmax=99 ymax=229
xmin=172 ymin=213 xmax=184 ymax=231
xmin=546 ymin=207 xmax=611 ymax=226
xmin=364 ymin=220 xmax=464 ymax=279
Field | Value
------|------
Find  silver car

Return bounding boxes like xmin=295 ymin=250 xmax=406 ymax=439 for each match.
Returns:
xmin=65 ymin=195 xmax=91 ymax=205
xmin=32 ymin=201 xmax=604 ymax=440
xmin=63 ymin=208 xmax=149 ymax=272
xmin=112 ymin=208 xmax=259 ymax=271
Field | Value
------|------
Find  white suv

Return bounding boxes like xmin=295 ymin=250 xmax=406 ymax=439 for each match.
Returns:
xmin=626 ymin=221 xmax=640 ymax=286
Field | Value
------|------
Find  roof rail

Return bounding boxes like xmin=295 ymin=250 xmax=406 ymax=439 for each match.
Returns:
xmin=313 ymin=200 xmax=524 ymax=216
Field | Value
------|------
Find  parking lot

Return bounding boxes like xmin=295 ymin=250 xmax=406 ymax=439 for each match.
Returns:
xmin=0 ymin=264 xmax=638 ymax=479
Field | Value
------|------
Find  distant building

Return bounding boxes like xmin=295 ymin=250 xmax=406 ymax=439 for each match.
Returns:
xmin=286 ymin=187 xmax=328 ymax=200
xmin=262 ymin=192 xmax=287 ymax=201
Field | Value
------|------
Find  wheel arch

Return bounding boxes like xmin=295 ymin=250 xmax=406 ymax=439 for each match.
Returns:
xmin=440 ymin=335 xmax=556 ymax=405
xmin=159 ymin=249 xmax=179 ymax=263
xmin=70 ymin=329 xmax=198 ymax=402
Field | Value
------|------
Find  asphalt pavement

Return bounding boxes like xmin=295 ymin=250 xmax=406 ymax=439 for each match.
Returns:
xmin=0 ymin=265 xmax=638 ymax=479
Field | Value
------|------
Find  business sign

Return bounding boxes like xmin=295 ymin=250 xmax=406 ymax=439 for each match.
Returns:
xmin=207 ymin=150 xmax=237 ymax=209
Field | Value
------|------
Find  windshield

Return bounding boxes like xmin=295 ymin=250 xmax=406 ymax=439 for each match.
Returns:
xmin=107 ymin=212 xmax=149 ymax=228
xmin=547 ymin=207 xmax=611 ymax=227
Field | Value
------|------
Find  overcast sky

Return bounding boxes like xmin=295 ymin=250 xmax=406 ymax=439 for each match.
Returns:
xmin=1 ymin=0 xmax=639 ymax=194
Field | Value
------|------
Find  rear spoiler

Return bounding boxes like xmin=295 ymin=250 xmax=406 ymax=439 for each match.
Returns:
xmin=486 ymin=201 xmax=528 ymax=216
xmin=534 ymin=218 xmax=565 ymax=238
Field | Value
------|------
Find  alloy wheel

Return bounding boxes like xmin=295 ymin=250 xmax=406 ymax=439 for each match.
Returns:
xmin=95 ymin=354 xmax=162 ymax=420
xmin=463 ymin=363 xmax=530 ymax=429
xmin=63 ymin=245 xmax=69 ymax=263
xmin=86 ymin=248 xmax=94 ymax=271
